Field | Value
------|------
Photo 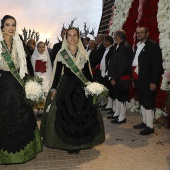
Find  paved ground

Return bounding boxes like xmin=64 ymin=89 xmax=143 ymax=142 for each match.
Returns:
xmin=1 ymin=110 xmax=170 ymax=170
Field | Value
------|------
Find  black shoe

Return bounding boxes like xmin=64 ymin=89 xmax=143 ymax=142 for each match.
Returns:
xmin=107 ymin=115 xmax=119 ymax=119
xmin=111 ymin=118 xmax=126 ymax=124
xmin=139 ymin=127 xmax=154 ymax=135
xmin=101 ymin=108 xmax=112 ymax=111
xmin=133 ymin=122 xmax=146 ymax=129
xmin=107 ymin=110 xmax=115 ymax=115
xmin=67 ymin=150 xmax=74 ymax=154
xmin=74 ymin=150 xmax=80 ymax=154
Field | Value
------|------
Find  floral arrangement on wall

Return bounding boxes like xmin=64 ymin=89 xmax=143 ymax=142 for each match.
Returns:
xmin=108 ymin=0 xmax=134 ymax=36
xmin=158 ymin=0 xmax=170 ymax=91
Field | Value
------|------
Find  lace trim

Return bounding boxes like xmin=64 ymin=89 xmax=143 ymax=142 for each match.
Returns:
xmin=0 ymin=27 xmax=27 ymax=78
xmin=0 ymin=42 xmax=20 ymax=71
xmin=57 ymin=47 xmax=87 ymax=70
xmin=50 ymin=33 xmax=93 ymax=88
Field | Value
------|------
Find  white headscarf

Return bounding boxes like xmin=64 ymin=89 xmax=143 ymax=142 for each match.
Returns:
xmin=50 ymin=28 xmax=92 ymax=87
xmin=31 ymin=41 xmax=52 ymax=80
xmin=0 ymin=22 xmax=27 ymax=78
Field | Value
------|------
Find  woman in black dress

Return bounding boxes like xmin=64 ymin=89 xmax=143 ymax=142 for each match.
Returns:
xmin=40 ymin=27 xmax=105 ymax=154
xmin=0 ymin=15 xmax=42 ymax=164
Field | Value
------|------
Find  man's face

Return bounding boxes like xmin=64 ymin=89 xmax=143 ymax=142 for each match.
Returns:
xmin=103 ymin=39 xmax=109 ymax=48
xmin=96 ymin=35 xmax=102 ymax=45
xmin=61 ymin=29 xmax=67 ymax=40
xmin=136 ymin=28 xmax=148 ymax=42
xmin=83 ymin=39 xmax=89 ymax=45
xmin=89 ymin=40 xmax=96 ymax=49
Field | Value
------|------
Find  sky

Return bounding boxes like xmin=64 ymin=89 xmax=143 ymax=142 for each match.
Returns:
xmin=0 ymin=0 xmax=103 ymax=47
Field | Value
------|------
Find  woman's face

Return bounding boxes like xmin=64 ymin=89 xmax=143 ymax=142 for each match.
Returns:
xmin=37 ymin=43 xmax=45 ymax=54
xmin=2 ymin=18 xmax=16 ymax=37
xmin=67 ymin=29 xmax=78 ymax=45
xmin=28 ymin=40 xmax=35 ymax=50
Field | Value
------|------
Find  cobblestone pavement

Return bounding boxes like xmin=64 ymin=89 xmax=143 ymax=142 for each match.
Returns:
xmin=1 ymin=110 xmax=170 ymax=170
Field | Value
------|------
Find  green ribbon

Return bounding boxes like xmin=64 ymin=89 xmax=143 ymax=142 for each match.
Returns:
xmin=60 ymin=49 xmax=89 ymax=84
xmin=1 ymin=41 xmax=25 ymax=88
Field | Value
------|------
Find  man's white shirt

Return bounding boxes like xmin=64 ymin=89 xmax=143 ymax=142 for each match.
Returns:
xmin=100 ymin=45 xmax=112 ymax=77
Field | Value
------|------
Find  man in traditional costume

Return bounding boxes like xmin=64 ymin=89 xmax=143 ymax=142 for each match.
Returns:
xmin=132 ymin=27 xmax=163 ymax=135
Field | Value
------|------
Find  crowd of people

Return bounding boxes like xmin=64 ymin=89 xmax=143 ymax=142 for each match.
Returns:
xmin=0 ymin=14 xmax=163 ymax=164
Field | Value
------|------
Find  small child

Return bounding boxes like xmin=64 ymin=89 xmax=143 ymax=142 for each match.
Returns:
xmin=31 ymin=41 xmax=52 ymax=115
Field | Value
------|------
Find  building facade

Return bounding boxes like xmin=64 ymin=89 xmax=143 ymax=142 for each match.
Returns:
xmin=98 ymin=0 xmax=114 ymax=35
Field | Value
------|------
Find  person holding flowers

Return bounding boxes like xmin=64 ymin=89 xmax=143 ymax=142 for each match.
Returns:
xmin=31 ymin=41 xmax=52 ymax=97
xmin=0 ymin=15 xmax=42 ymax=164
xmin=31 ymin=41 xmax=52 ymax=116
xmin=40 ymin=27 xmax=105 ymax=154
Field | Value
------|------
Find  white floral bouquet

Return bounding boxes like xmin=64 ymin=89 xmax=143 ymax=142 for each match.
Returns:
xmin=25 ymin=76 xmax=44 ymax=106
xmin=84 ymin=82 xmax=108 ymax=104
xmin=154 ymin=108 xmax=169 ymax=127
xmin=127 ymin=98 xmax=140 ymax=113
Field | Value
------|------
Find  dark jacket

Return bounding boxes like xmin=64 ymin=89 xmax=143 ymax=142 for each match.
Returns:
xmin=134 ymin=39 xmax=163 ymax=84
xmin=89 ymin=48 xmax=97 ymax=62
xmin=90 ymin=43 xmax=105 ymax=68
xmin=95 ymin=45 xmax=115 ymax=85
xmin=51 ymin=41 xmax=62 ymax=64
xmin=25 ymin=47 xmax=34 ymax=77
xmin=108 ymin=40 xmax=134 ymax=82
xmin=105 ymin=45 xmax=115 ymax=73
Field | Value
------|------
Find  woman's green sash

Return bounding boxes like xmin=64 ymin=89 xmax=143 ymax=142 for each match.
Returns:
xmin=0 ymin=41 xmax=25 ymax=88
xmin=60 ymin=49 xmax=89 ymax=84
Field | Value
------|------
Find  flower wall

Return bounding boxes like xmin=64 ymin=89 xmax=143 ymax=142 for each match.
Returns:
xmin=109 ymin=0 xmax=134 ymax=36
xmin=108 ymin=0 xmax=169 ymax=110
xmin=158 ymin=0 xmax=170 ymax=91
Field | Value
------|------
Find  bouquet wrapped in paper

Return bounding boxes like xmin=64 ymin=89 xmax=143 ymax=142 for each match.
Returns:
xmin=84 ymin=82 xmax=108 ymax=104
xmin=25 ymin=76 xmax=44 ymax=106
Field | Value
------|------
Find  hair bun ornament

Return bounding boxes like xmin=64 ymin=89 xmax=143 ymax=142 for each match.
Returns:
xmin=0 ymin=19 xmax=3 ymax=27
xmin=1 ymin=16 xmax=6 ymax=29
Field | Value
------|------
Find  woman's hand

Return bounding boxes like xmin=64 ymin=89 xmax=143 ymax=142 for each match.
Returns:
xmin=51 ymin=89 xmax=56 ymax=101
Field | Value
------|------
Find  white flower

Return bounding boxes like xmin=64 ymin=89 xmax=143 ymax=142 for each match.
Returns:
xmin=157 ymin=0 xmax=170 ymax=91
xmin=25 ymin=80 xmax=44 ymax=102
xmin=154 ymin=108 xmax=168 ymax=121
xmin=127 ymin=98 xmax=140 ymax=113
xmin=154 ymin=108 xmax=163 ymax=120
xmin=84 ymin=82 xmax=108 ymax=97
xmin=160 ymin=77 xmax=169 ymax=90
xmin=109 ymin=0 xmax=134 ymax=35
xmin=163 ymin=62 xmax=170 ymax=70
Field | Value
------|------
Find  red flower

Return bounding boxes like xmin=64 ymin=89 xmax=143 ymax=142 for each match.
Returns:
xmin=122 ymin=0 xmax=139 ymax=46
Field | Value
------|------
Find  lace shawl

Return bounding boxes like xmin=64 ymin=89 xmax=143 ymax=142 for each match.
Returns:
xmin=50 ymin=35 xmax=92 ymax=87
xmin=0 ymin=41 xmax=20 ymax=71
xmin=0 ymin=27 xmax=27 ymax=78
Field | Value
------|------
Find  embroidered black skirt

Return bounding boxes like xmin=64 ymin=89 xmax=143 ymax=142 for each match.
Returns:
xmin=0 ymin=71 xmax=42 ymax=164
xmin=40 ymin=73 xmax=105 ymax=150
